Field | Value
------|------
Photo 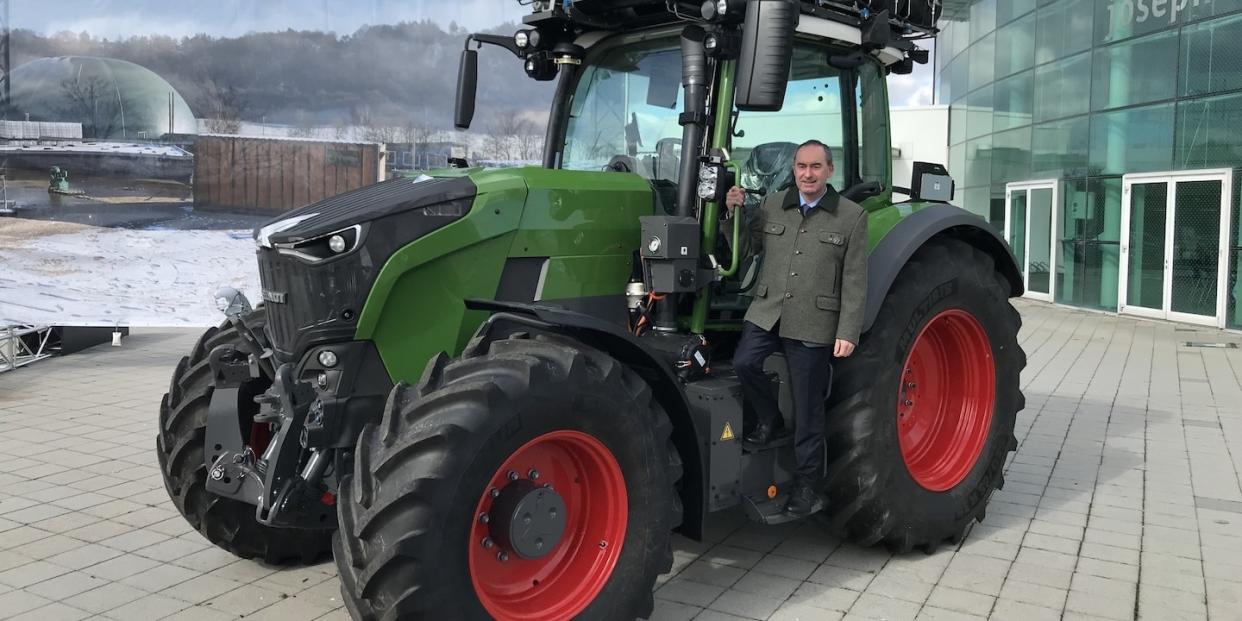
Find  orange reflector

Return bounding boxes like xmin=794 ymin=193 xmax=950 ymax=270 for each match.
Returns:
xmin=767 ymin=485 xmax=778 ymax=499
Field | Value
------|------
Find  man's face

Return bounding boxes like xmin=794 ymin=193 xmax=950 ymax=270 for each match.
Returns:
xmin=794 ymin=145 xmax=833 ymax=198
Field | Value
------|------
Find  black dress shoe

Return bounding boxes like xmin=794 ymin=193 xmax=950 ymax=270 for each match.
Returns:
xmin=784 ymin=481 xmax=825 ymax=518
xmin=743 ymin=421 xmax=787 ymax=446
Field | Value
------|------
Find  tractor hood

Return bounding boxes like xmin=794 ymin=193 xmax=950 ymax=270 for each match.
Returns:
xmin=254 ymin=174 xmax=477 ymax=248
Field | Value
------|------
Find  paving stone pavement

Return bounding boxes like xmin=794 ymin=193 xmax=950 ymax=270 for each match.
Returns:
xmin=1 ymin=300 xmax=1240 ymax=620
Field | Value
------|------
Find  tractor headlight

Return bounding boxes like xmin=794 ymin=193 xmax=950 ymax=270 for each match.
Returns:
xmin=514 ymin=30 xmax=530 ymax=49
xmin=697 ymin=163 xmax=718 ymax=200
xmin=275 ymin=224 xmax=362 ymax=262
xmin=328 ymin=234 xmax=347 ymax=254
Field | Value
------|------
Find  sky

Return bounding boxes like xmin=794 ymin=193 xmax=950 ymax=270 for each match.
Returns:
xmin=13 ymin=0 xmax=935 ymax=106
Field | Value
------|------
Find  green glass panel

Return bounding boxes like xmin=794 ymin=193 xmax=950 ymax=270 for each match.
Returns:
xmin=1127 ymin=181 xmax=1167 ymax=310
xmin=951 ymin=55 xmax=970 ymax=104
xmin=992 ymin=126 xmax=1032 ymax=184
xmin=939 ymin=58 xmax=954 ymax=105
xmin=1089 ymin=103 xmax=1175 ymax=176
xmin=994 ymin=71 xmax=1033 ymax=132
xmin=1058 ymin=177 xmax=1123 ymax=309
xmin=998 ymin=0 xmax=1037 ymax=25
xmin=1034 ymin=53 xmax=1090 ymax=122
xmin=1090 ymin=31 xmax=1178 ymax=111
xmin=950 ymin=143 xmax=967 ymax=181
xmin=970 ymin=34 xmax=996 ymax=91
xmin=1176 ymin=93 xmax=1242 ymax=170
xmin=950 ymin=104 xmax=968 ymax=145
xmin=963 ymin=186 xmax=991 ymax=220
xmin=1036 ymin=0 xmax=1094 ymax=64
xmin=1181 ymin=13 xmax=1242 ymax=98
xmin=964 ymin=135 xmax=993 ymax=188
xmin=995 ymin=14 xmax=1036 ymax=79
xmin=971 ymin=0 xmax=998 ymax=40
xmin=1029 ymin=187 xmax=1054 ymax=293
xmin=1171 ymin=180 xmax=1223 ymax=317
xmin=952 ymin=17 xmax=973 ymax=62
xmin=1031 ymin=116 xmax=1089 ymax=176
xmin=1096 ymin=0 xmax=1242 ymax=45
xmin=967 ymin=85 xmax=994 ymax=140
xmin=1008 ymin=188 xmax=1028 ymax=267
xmin=939 ymin=23 xmax=957 ymax=64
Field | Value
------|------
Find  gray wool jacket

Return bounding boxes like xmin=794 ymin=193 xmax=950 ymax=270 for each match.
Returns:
xmin=735 ymin=184 xmax=868 ymax=346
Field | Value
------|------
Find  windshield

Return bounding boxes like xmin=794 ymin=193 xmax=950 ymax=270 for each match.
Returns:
xmin=562 ymin=37 xmax=684 ymax=185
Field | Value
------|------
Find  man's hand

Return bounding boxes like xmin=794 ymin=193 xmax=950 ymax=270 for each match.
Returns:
xmin=834 ymin=339 xmax=856 ymax=358
xmin=724 ymin=186 xmax=745 ymax=215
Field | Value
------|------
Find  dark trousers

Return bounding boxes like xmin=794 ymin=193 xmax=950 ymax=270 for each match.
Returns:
xmin=732 ymin=321 xmax=833 ymax=482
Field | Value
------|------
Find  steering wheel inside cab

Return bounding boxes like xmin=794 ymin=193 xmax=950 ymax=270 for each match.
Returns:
xmin=605 ymin=154 xmax=638 ymax=173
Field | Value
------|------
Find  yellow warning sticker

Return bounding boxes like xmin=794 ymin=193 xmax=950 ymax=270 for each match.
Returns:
xmin=720 ymin=422 xmax=735 ymax=441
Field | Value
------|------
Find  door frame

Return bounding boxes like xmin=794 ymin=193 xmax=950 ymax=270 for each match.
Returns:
xmin=1118 ymin=168 xmax=1233 ymax=328
xmin=1004 ymin=179 xmax=1059 ymax=302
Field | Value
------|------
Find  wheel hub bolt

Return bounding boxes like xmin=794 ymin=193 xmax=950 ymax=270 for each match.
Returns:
xmin=907 ymin=382 xmax=916 ymax=389
xmin=528 ymin=469 xmax=540 ymax=480
xmin=482 ymin=537 xmax=494 ymax=549
xmin=490 ymin=488 xmax=500 ymax=498
xmin=507 ymin=470 xmax=519 ymax=481
xmin=479 ymin=513 xmax=489 ymax=524
xmin=904 ymin=400 xmax=913 ymax=406
xmin=497 ymin=551 xmax=509 ymax=562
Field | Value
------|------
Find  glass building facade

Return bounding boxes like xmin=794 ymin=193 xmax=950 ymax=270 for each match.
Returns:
xmin=940 ymin=0 xmax=1242 ymax=329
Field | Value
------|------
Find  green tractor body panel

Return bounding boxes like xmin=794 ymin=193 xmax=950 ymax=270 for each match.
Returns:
xmin=355 ymin=166 xmax=652 ymax=383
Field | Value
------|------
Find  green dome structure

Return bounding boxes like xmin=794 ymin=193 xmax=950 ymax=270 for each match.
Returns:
xmin=5 ymin=56 xmax=197 ymax=139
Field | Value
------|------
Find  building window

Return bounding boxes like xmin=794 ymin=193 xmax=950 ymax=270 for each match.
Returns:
xmin=994 ymin=70 xmax=1034 ymax=132
xmin=1034 ymin=52 xmax=1091 ymax=122
xmin=1088 ymin=102 xmax=1176 ymax=175
xmin=1181 ymin=12 xmax=1242 ymax=98
xmin=1090 ymin=30 xmax=1179 ymax=112
xmin=1035 ymin=0 xmax=1094 ymax=65
xmin=994 ymin=13 xmax=1036 ymax=79
xmin=1175 ymin=92 xmax=1242 ymax=169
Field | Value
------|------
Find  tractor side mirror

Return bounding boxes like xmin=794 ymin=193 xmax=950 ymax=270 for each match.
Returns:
xmin=735 ymin=0 xmax=798 ymax=111
xmin=455 ymin=48 xmax=478 ymax=130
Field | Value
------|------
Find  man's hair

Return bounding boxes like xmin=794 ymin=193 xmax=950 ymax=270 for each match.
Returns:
xmin=795 ymin=139 xmax=833 ymax=165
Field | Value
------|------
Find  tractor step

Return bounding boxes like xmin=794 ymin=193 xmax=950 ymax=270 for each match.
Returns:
xmin=740 ymin=493 xmax=803 ymax=525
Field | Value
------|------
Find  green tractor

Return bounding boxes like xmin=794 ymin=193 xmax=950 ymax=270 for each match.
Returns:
xmin=156 ymin=1 xmax=1025 ymax=619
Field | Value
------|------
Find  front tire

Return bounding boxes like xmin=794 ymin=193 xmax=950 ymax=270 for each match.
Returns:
xmin=824 ymin=237 xmax=1025 ymax=552
xmin=334 ymin=332 xmax=682 ymax=620
xmin=156 ymin=312 xmax=334 ymax=564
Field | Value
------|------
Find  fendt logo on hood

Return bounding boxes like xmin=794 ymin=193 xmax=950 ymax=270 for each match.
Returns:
xmin=1105 ymin=0 xmax=1212 ymax=38
xmin=262 ymin=290 xmax=288 ymax=304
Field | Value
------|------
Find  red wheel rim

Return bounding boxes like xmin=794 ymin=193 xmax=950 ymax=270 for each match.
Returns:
xmin=469 ymin=430 xmax=627 ymax=621
xmin=896 ymin=309 xmax=996 ymax=492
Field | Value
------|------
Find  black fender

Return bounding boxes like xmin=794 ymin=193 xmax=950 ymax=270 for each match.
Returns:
xmin=463 ymin=298 xmax=707 ymax=541
xmin=864 ymin=204 xmax=1024 ymax=333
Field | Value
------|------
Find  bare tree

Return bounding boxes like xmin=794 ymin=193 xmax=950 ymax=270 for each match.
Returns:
xmin=484 ymin=113 xmax=543 ymax=162
xmin=353 ymin=105 xmax=398 ymax=144
xmin=199 ymin=79 xmax=246 ymax=134
xmin=59 ymin=76 xmax=121 ymax=138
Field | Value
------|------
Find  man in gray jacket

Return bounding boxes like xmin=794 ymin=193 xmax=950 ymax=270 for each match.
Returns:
xmin=724 ymin=139 xmax=868 ymax=517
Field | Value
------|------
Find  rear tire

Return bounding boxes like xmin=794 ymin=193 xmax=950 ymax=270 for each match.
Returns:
xmin=824 ymin=237 xmax=1025 ymax=552
xmin=334 ymin=332 xmax=682 ymax=620
xmin=156 ymin=311 xmax=333 ymax=564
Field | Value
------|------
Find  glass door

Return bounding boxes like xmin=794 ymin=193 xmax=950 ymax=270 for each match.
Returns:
xmin=1119 ymin=170 xmax=1232 ymax=327
xmin=1005 ymin=180 xmax=1059 ymax=302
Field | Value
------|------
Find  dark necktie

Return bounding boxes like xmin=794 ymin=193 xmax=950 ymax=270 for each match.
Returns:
xmin=801 ymin=203 xmax=813 ymax=218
